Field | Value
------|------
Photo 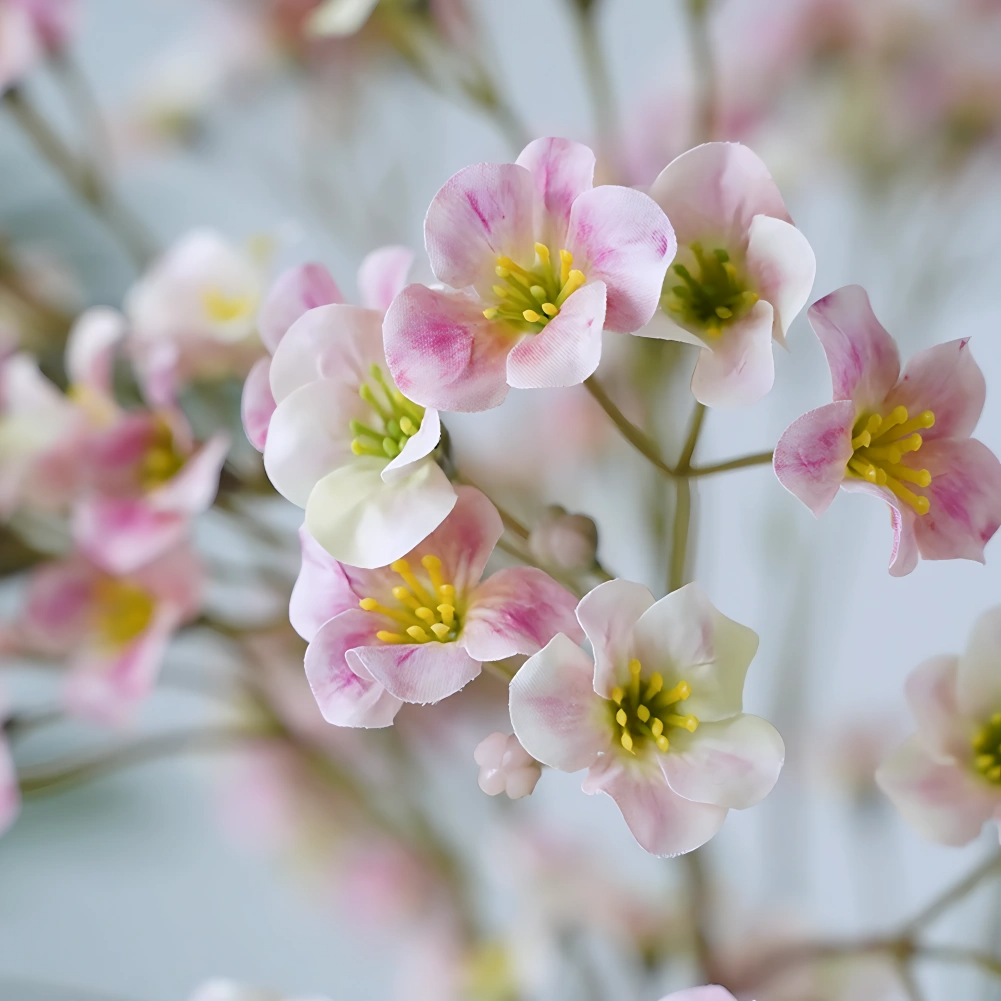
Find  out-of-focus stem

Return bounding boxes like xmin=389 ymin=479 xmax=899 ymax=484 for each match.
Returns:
xmin=50 ymin=51 xmax=113 ymax=172
xmin=684 ymin=0 xmax=718 ymax=144
xmin=683 ymin=849 xmax=716 ymax=981
xmin=904 ymin=850 xmax=1001 ymax=933
xmin=669 ymin=402 xmax=705 ymax=592
xmin=570 ymin=0 xmax=617 ymax=166
xmin=687 ymin=450 xmax=774 ymax=476
xmin=3 ymin=87 xmax=156 ymax=270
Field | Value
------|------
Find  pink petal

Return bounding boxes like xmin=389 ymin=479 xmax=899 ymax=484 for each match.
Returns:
xmin=241 ymin=356 xmax=276 ymax=452
xmin=911 ymin=438 xmax=1001 ymax=565
xmin=269 ymin=303 xmax=385 ymax=406
xmin=65 ymin=306 xmax=127 ymax=393
xmin=506 ymin=281 xmax=606 ymax=389
xmin=514 ymin=136 xmax=595 ymax=249
xmin=690 ymin=300 xmax=776 ymax=408
xmin=905 ymin=655 xmax=968 ymax=763
xmin=807 ymin=285 xmax=900 ymax=411
xmin=357 ymin=245 xmax=414 ymax=314
xmin=509 ymin=632 xmax=609 ymax=772
xmin=0 ymin=735 xmax=20 ymax=836
xmin=23 ymin=557 xmax=95 ymax=652
xmin=565 ymin=185 xmax=675 ymax=333
xmin=258 ymin=262 xmax=343 ymax=354
xmin=659 ymin=990 xmax=737 ymax=1001
xmin=772 ymin=400 xmax=855 ymax=517
xmin=661 ymin=713 xmax=784 ymax=810
xmin=583 ymin=755 xmax=728 ymax=856
xmin=876 ymin=734 xmax=998 ymax=846
xmin=73 ymin=497 xmax=189 ymax=576
xmin=841 ymin=477 xmax=919 ymax=576
xmin=131 ymin=543 xmax=203 ymax=618
xmin=462 ymin=566 xmax=583 ymax=662
xmin=886 ymin=338 xmax=986 ymax=443
xmin=647 ymin=142 xmax=792 ymax=247
xmin=744 ymin=214 xmax=815 ymax=343
xmin=425 ymin=161 xmax=535 ymax=290
xmin=355 ymin=640 xmax=481 ymax=705
xmin=957 ymin=606 xmax=1001 ymax=722
xmin=383 ymin=407 xmax=441 ymax=477
xmin=289 ymin=526 xmax=360 ymax=642
xmin=575 ymin=579 xmax=655 ymax=697
xmin=383 ymin=285 xmax=512 ymax=413
xmin=148 ymin=432 xmax=229 ymax=516
xmin=304 ymin=610 xmax=402 ymax=728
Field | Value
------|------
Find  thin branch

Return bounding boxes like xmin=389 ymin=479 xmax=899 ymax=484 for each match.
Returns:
xmin=569 ymin=0 xmax=617 ymax=162
xmin=896 ymin=959 xmax=926 ymax=1001
xmin=904 ymin=850 xmax=1001 ymax=934
xmin=687 ymin=450 xmax=774 ymax=477
xmin=684 ymin=0 xmax=718 ymax=144
xmin=669 ymin=403 xmax=706 ymax=592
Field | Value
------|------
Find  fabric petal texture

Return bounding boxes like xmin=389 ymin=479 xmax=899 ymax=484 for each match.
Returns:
xmin=289 ymin=526 xmax=359 ymax=642
xmin=515 ymin=136 xmax=595 ymax=249
xmin=356 ymin=641 xmax=482 ymax=705
xmin=258 ymin=262 xmax=343 ymax=354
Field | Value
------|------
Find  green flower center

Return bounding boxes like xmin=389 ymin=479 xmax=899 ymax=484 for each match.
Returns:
xmin=607 ymin=658 xmax=699 ymax=755
xmin=660 ymin=242 xmax=759 ymax=338
xmin=973 ymin=713 xmax=1001 ymax=784
xmin=350 ymin=363 xmax=426 ymax=460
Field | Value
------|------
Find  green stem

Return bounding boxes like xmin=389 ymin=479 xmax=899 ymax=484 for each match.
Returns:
xmin=684 ymin=0 xmax=718 ymax=144
xmin=570 ymin=0 xmax=617 ymax=164
xmin=585 ymin=376 xmax=676 ymax=477
xmin=687 ymin=450 xmax=774 ymax=477
xmin=904 ymin=850 xmax=1001 ymax=933
xmin=669 ymin=403 xmax=706 ymax=592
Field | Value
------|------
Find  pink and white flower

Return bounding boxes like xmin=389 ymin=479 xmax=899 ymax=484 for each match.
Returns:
xmin=0 ymin=0 xmax=75 ymax=91
xmin=23 ymin=543 xmax=202 ymax=723
xmin=646 ymin=142 xmax=816 ymax=408
xmin=383 ymin=136 xmax=676 ymax=413
xmin=510 ymin=580 xmax=785 ymax=856
xmin=659 ymin=991 xmax=736 ymax=1001
xmin=773 ymin=284 xmax=1001 ymax=576
xmin=876 ymin=605 xmax=1001 ymax=846
xmin=474 ymin=731 xmax=541 ymax=799
xmin=261 ymin=250 xmax=456 ymax=569
xmin=290 ymin=485 xmax=582 ymax=728
xmin=0 ymin=688 xmax=18 ymax=836
xmin=125 ymin=228 xmax=267 ymax=405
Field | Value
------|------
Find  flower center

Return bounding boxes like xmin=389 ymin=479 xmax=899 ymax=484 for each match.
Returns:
xmin=608 ymin=658 xmax=699 ymax=754
xmin=973 ymin=713 xmax=1001 ymax=784
xmin=846 ymin=406 xmax=936 ymax=515
xmin=482 ymin=242 xmax=586 ymax=332
xmin=359 ymin=555 xmax=460 ymax=645
xmin=350 ymin=363 xmax=426 ymax=461
xmin=661 ymin=242 xmax=759 ymax=337
xmin=93 ymin=577 xmax=155 ymax=649
xmin=139 ymin=417 xmax=187 ymax=490
xmin=201 ymin=288 xmax=256 ymax=324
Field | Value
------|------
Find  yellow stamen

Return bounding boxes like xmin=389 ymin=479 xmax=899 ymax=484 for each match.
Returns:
xmin=615 ymin=708 xmax=628 ymax=727
xmin=391 ymin=586 xmax=421 ymax=611
xmin=620 ymin=731 xmax=634 ymax=753
xmin=482 ymin=307 xmax=499 ymax=320
xmin=529 ymin=285 xmax=547 ymax=303
xmin=559 ymin=249 xmax=573 ymax=286
xmin=851 ymin=431 xmax=871 ymax=450
xmin=422 ymin=554 xmax=444 ymax=592
xmin=439 ymin=583 xmax=456 ymax=603
xmin=523 ymin=309 xmax=542 ymax=323
xmin=406 ymin=625 xmax=430 ymax=643
xmin=891 ymin=410 xmax=936 ymax=437
xmin=666 ymin=714 xmax=700 ymax=733
xmin=873 ymin=405 xmax=908 ymax=438
xmin=637 ymin=705 xmax=651 ymax=722
xmin=884 ymin=476 xmax=931 ymax=515
xmin=399 ymin=416 xmax=418 ymax=436
xmin=534 ymin=242 xmax=551 ymax=266
xmin=541 ymin=302 xmax=558 ymax=317
xmin=415 ymin=607 xmax=436 ymax=624
xmin=610 ymin=686 xmax=624 ymax=705
xmin=655 ymin=735 xmax=670 ymax=752
xmin=376 ymin=630 xmax=408 ymax=643
xmin=437 ymin=604 xmax=455 ymax=627
xmin=660 ymin=680 xmax=691 ymax=704
xmin=887 ymin=464 xmax=932 ymax=488
xmin=390 ymin=559 xmax=434 ymax=606
xmin=359 ymin=598 xmax=414 ymax=627
xmin=643 ymin=673 xmax=663 ymax=700
xmin=864 ymin=444 xmax=903 ymax=463
xmin=650 ymin=718 xmax=664 ymax=737
xmin=430 ymin=623 xmax=452 ymax=640
xmin=555 ymin=269 xmax=586 ymax=307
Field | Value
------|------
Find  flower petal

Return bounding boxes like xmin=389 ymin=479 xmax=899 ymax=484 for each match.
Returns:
xmin=462 ymin=566 xmax=583 ymax=662
xmin=957 ymin=606 xmax=1001 ymax=722
xmin=807 ymin=285 xmax=900 ymax=411
xmin=690 ymin=300 xmax=776 ymax=408
xmin=73 ymin=497 xmax=189 ymax=576
xmin=290 ymin=525 xmax=360 ymax=642
xmin=905 ymin=655 xmax=968 ymax=763
xmin=258 ymin=262 xmax=343 ymax=354
xmin=304 ymin=456 xmax=456 ymax=569
xmin=425 ymin=162 xmax=535 ymax=290
xmin=308 ymin=0 xmax=381 ymax=37
xmin=304 ymin=611 xmax=402 ymax=727
xmin=566 ymin=185 xmax=675 ymax=333
xmin=383 ymin=407 xmax=441 ymax=477
xmin=23 ymin=557 xmax=95 ymax=653
xmin=384 ymin=284 xmax=513 ymax=412
xmin=0 ymin=734 xmax=18 ymax=836
xmin=876 ymin=734 xmax=998 ymax=846
xmin=662 ymin=713 xmax=784 ymax=809
xmin=575 ymin=579 xmax=655 ymax=697
xmin=509 ymin=632 xmax=609 ymax=772
xmin=506 ymin=281 xmax=606 ymax=389
xmin=886 ymin=338 xmax=986 ymax=442
xmin=772 ymin=400 xmax=855 ymax=517
xmin=515 ymin=136 xmax=595 ymax=249
xmin=841 ymin=476 xmax=920 ymax=577
xmin=241 ymin=356 xmax=276 ymax=452
xmin=148 ymin=432 xmax=229 ymax=516
xmin=65 ymin=307 xmax=127 ymax=393
xmin=583 ymin=755 xmax=728 ymax=856
xmin=357 ymin=245 xmax=414 ymax=314
xmin=631 ymin=582 xmax=759 ymax=723
xmin=744 ymin=214 xmax=815 ymax=344
xmin=659 ymin=989 xmax=737 ymax=1001
xmin=356 ymin=640 xmax=481 ymax=705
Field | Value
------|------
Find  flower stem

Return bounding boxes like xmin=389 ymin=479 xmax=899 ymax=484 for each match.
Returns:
xmin=687 ymin=450 xmax=774 ymax=477
xmin=904 ymin=849 xmax=1001 ymax=934
xmin=670 ymin=403 xmax=706 ymax=592
xmin=684 ymin=0 xmax=718 ymax=144
xmin=569 ymin=0 xmax=617 ymax=168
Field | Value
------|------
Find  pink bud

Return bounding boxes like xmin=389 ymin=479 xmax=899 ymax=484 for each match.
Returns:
xmin=474 ymin=732 xmax=541 ymax=800
xmin=529 ymin=506 xmax=598 ymax=572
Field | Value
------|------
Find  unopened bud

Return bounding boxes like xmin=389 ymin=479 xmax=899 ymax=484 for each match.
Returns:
xmin=528 ymin=506 xmax=598 ymax=572
xmin=474 ymin=732 xmax=541 ymax=800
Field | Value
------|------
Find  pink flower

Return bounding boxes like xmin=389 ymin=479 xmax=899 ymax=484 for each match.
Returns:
xmin=474 ymin=732 xmax=541 ymax=799
xmin=646 ymin=142 xmax=816 ymax=408
xmin=773 ymin=284 xmax=1001 ymax=576
xmin=383 ymin=136 xmax=676 ymax=412
xmin=289 ymin=486 xmax=583 ymax=728
xmin=510 ymin=580 xmax=785 ymax=856
xmin=189 ymin=981 xmax=331 ymax=1001
xmin=23 ymin=544 xmax=202 ymax=723
xmin=0 ymin=689 xmax=18 ymax=836
xmin=261 ymin=251 xmax=456 ymax=569
xmin=876 ymin=605 xmax=1001 ymax=846
xmin=660 ymin=990 xmax=737 ymax=1001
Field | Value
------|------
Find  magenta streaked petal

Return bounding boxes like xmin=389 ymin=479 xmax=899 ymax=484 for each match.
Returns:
xmin=73 ymin=497 xmax=189 ymax=576
xmin=355 ymin=639 xmax=481 ymax=705
xmin=773 ymin=400 xmax=855 ymax=517
xmin=840 ymin=476 xmax=919 ymax=576
xmin=383 ymin=284 xmax=513 ymax=413
xmin=357 ymin=245 xmax=414 ymax=314
xmin=463 ymin=566 xmax=583 ymax=662
xmin=290 ymin=526 xmax=360 ymax=642
xmin=148 ymin=432 xmax=229 ymax=516
xmin=425 ymin=161 xmax=535 ymax=290
xmin=807 ymin=285 xmax=900 ymax=410
xmin=241 ymin=356 xmax=276 ymax=452
xmin=258 ymin=262 xmax=343 ymax=354
xmin=506 ymin=281 xmax=606 ymax=389
xmin=690 ymin=300 xmax=775 ymax=408
xmin=515 ymin=136 xmax=595 ymax=249
xmin=566 ymin=185 xmax=675 ymax=333
xmin=509 ymin=632 xmax=609 ymax=772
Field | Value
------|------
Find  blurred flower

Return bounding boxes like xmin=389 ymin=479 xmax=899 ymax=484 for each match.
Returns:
xmin=660 ymin=990 xmax=736 ymax=1001
xmin=645 ymin=142 xmax=816 ymax=408
xmin=22 ymin=543 xmax=202 ymax=723
xmin=384 ymin=136 xmax=675 ymax=412
xmin=474 ymin=731 xmax=540 ymax=799
xmin=0 ymin=0 xmax=76 ymax=92
xmin=290 ymin=485 xmax=582 ymax=727
xmin=773 ymin=284 xmax=1001 ymax=576
xmin=307 ymin=0 xmax=380 ymax=35
xmin=528 ymin=505 xmax=598 ymax=573
xmin=877 ymin=605 xmax=1001 ymax=845
xmin=510 ymin=580 xmax=784 ymax=856
xmin=0 ymin=689 xmax=18 ymax=836
xmin=124 ymin=229 xmax=267 ymax=406
xmin=189 ymin=980 xmax=331 ymax=1001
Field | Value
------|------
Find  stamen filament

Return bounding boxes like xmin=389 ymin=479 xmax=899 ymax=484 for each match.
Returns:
xmin=376 ymin=630 xmax=408 ymax=643
xmin=391 ymin=559 xmax=434 ymax=607
xmin=359 ymin=598 xmax=414 ymax=627
xmin=437 ymin=604 xmax=455 ymax=627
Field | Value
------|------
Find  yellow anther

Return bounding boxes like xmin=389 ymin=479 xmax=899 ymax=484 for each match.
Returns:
xmin=351 ymin=439 xmax=384 ymax=457
xmin=392 ymin=586 xmax=421 ymax=610
xmin=530 ymin=285 xmax=547 ymax=302
xmin=629 ymin=659 xmax=642 ymax=676
xmin=864 ymin=444 xmax=903 ymax=463
xmin=661 ymin=680 xmax=691 ymax=704
xmin=715 ymin=306 xmax=732 ymax=319
xmin=655 ymin=735 xmax=670 ymax=752
xmin=887 ymin=464 xmax=932 ymax=488
xmin=667 ymin=714 xmax=700 ymax=733
xmin=620 ymin=731 xmax=634 ymax=752
xmin=492 ymin=285 xmax=509 ymax=299
xmin=637 ymin=705 xmax=651 ymax=722
xmin=376 ymin=630 xmax=408 ymax=643
xmin=559 ymin=249 xmax=573 ymax=286
xmin=399 ymin=416 xmax=418 ymax=436
xmin=483 ymin=308 xmax=500 ymax=320
xmin=864 ymin=413 xmax=883 ymax=436
xmin=391 ymin=559 xmax=434 ymax=606
xmin=848 ymin=456 xmax=880 ymax=482
xmin=644 ymin=673 xmax=663 ymax=700
xmin=851 ymin=431 xmax=871 ymax=450
xmin=885 ymin=477 xmax=930 ymax=515
xmin=610 ymin=686 xmax=624 ymax=705
xmin=360 ymin=598 xmax=414 ymax=626
xmin=415 ymin=607 xmax=436 ymax=624
xmin=439 ymin=583 xmax=456 ymax=602
xmin=897 ymin=433 xmax=923 ymax=454
xmin=541 ymin=302 xmax=558 ymax=317
xmin=976 ymin=754 xmax=996 ymax=771
xmin=874 ymin=405 xmax=908 ymax=437
xmin=430 ymin=623 xmax=452 ymax=641
xmin=891 ymin=410 xmax=936 ymax=438
xmin=437 ymin=604 xmax=455 ymax=627
xmin=421 ymin=554 xmax=444 ymax=591
xmin=650 ymin=718 xmax=664 ymax=737
xmin=616 ymin=708 xmax=628 ymax=727
xmin=406 ymin=625 xmax=430 ymax=643
xmin=359 ymin=598 xmax=380 ymax=611
xmin=555 ymin=269 xmax=586 ymax=306
xmin=523 ymin=309 xmax=542 ymax=323
xmin=495 ymin=265 xmax=510 ymax=278
xmin=534 ymin=242 xmax=551 ymax=265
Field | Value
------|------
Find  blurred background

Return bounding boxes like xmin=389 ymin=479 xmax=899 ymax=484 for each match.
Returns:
xmin=2 ymin=1 xmax=1001 ymax=999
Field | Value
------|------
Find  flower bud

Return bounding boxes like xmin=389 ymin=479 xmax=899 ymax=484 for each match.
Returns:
xmin=528 ymin=506 xmax=598 ymax=572
xmin=474 ymin=732 xmax=541 ymax=800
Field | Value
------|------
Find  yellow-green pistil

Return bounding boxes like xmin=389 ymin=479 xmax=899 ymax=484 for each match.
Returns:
xmin=661 ymin=242 xmax=759 ymax=337
xmin=973 ymin=713 xmax=1001 ymax=784
xmin=609 ymin=658 xmax=699 ymax=754
xmin=350 ymin=363 xmax=426 ymax=460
